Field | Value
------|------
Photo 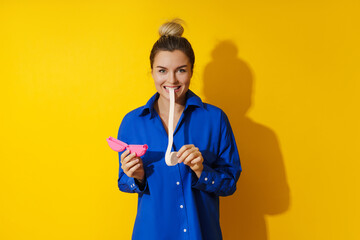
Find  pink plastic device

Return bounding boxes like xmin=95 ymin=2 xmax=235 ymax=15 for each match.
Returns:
xmin=106 ymin=137 xmax=148 ymax=157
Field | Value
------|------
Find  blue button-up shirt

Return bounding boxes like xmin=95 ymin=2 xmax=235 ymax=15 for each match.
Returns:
xmin=117 ymin=90 xmax=241 ymax=240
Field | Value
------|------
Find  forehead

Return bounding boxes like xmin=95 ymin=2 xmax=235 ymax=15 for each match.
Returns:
xmin=153 ymin=50 xmax=190 ymax=67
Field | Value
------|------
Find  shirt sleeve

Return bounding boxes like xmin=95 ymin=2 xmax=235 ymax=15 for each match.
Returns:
xmin=192 ymin=110 xmax=241 ymax=196
xmin=117 ymin=114 xmax=148 ymax=194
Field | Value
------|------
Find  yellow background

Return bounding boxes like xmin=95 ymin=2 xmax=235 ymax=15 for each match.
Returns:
xmin=1 ymin=1 xmax=359 ymax=239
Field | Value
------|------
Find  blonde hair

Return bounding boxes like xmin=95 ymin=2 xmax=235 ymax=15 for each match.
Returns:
xmin=158 ymin=18 xmax=184 ymax=37
xmin=150 ymin=19 xmax=195 ymax=71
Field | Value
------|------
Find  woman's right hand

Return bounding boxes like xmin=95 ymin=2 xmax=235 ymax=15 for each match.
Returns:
xmin=121 ymin=149 xmax=145 ymax=182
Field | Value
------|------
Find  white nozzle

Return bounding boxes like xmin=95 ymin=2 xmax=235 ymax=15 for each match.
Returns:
xmin=165 ymin=88 xmax=179 ymax=166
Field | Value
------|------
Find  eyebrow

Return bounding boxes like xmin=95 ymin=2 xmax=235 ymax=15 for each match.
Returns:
xmin=155 ymin=65 xmax=188 ymax=69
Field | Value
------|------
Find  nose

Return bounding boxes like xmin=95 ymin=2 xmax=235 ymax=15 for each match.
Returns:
xmin=168 ymin=72 xmax=178 ymax=84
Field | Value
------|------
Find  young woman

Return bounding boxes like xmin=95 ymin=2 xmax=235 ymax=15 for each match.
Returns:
xmin=117 ymin=19 xmax=242 ymax=240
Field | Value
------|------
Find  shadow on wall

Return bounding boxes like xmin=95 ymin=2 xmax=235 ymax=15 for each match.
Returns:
xmin=203 ymin=40 xmax=291 ymax=240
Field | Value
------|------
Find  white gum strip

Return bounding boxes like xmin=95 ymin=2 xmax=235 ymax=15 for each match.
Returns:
xmin=165 ymin=88 xmax=179 ymax=166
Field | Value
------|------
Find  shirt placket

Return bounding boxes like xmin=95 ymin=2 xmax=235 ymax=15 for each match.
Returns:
xmin=173 ymin=111 xmax=190 ymax=239
xmin=174 ymin=164 xmax=189 ymax=238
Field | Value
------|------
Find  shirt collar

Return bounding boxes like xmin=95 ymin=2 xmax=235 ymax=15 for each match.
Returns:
xmin=139 ymin=89 xmax=204 ymax=118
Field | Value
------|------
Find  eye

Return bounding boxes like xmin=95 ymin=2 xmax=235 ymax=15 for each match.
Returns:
xmin=159 ymin=69 xmax=166 ymax=73
xmin=178 ymin=69 xmax=186 ymax=73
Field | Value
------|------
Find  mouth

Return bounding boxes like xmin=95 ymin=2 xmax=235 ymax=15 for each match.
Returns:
xmin=164 ymin=86 xmax=181 ymax=92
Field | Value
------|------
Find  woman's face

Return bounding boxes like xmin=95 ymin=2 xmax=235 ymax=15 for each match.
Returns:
xmin=151 ymin=50 xmax=192 ymax=105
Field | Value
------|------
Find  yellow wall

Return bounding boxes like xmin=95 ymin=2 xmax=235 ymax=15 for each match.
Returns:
xmin=1 ymin=1 xmax=359 ymax=239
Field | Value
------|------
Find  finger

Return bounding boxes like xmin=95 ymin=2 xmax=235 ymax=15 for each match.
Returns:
xmin=121 ymin=149 xmax=131 ymax=163
xmin=190 ymin=156 xmax=202 ymax=165
xmin=122 ymin=157 xmax=139 ymax=172
xmin=123 ymin=152 xmax=136 ymax=165
xmin=128 ymin=163 xmax=141 ymax=176
xmin=178 ymin=148 xmax=195 ymax=163
xmin=177 ymin=144 xmax=195 ymax=158
xmin=176 ymin=145 xmax=189 ymax=158
xmin=123 ymin=158 xmax=140 ymax=172
xmin=183 ymin=152 xmax=199 ymax=165
xmin=178 ymin=148 xmax=197 ymax=163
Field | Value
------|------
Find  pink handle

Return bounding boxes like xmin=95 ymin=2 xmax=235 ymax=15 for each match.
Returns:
xmin=127 ymin=144 xmax=149 ymax=157
xmin=106 ymin=137 xmax=127 ymax=152
xmin=106 ymin=136 xmax=148 ymax=157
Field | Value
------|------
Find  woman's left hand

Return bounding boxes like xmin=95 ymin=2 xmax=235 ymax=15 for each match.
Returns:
xmin=177 ymin=144 xmax=204 ymax=178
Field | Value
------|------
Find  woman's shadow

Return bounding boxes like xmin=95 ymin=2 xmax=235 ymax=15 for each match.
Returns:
xmin=203 ymin=41 xmax=291 ymax=240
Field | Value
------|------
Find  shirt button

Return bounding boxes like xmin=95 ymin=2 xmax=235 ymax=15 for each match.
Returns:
xmin=176 ymin=181 xmax=180 ymax=185
xmin=204 ymin=177 xmax=208 ymax=181
xmin=184 ymin=229 xmax=187 ymax=232
xmin=212 ymin=181 xmax=215 ymax=184
xmin=180 ymin=205 xmax=183 ymax=209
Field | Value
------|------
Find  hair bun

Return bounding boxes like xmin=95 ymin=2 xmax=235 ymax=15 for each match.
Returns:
xmin=159 ymin=18 xmax=185 ymax=37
